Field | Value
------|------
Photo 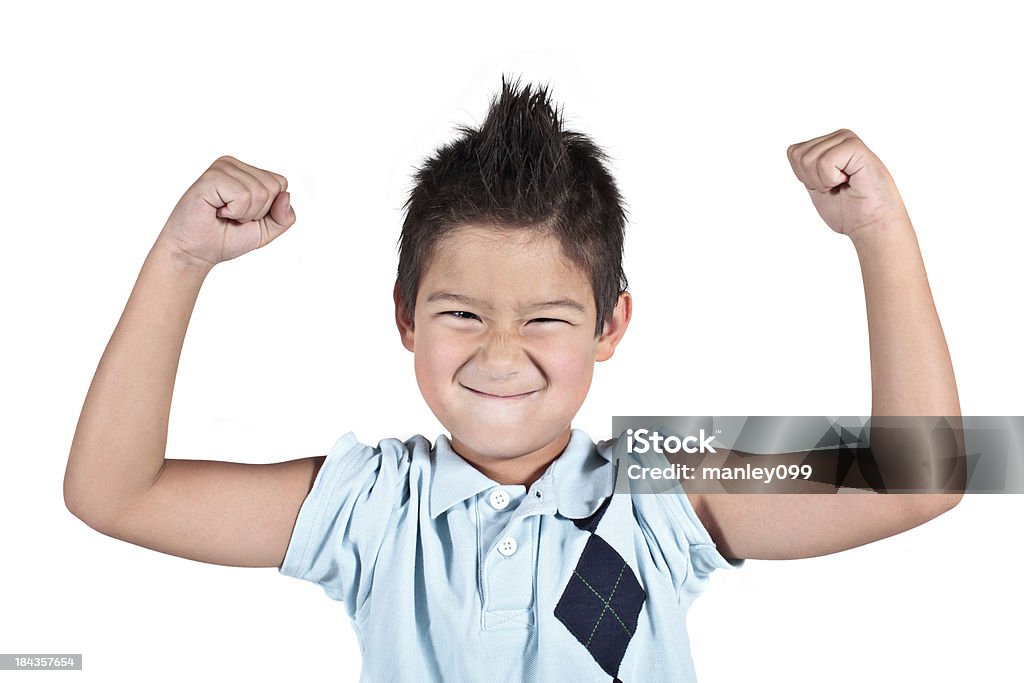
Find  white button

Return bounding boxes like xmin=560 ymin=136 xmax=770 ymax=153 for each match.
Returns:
xmin=497 ymin=537 xmax=518 ymax=557
xmin=489 ymin=489 xmax=510 ymax=510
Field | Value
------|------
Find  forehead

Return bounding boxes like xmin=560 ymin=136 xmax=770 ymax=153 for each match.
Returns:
xmin=419 ymin=225 xmax=593 ymax=309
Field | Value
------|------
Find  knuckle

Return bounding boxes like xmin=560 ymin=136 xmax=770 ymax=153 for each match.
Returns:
xmin=846 ymin=135 xmax=865 ymax=149
xmin=237 ymin=194 xmax=254 ymax=215
xmin=200 ymin=167 xmax=226 ymax=187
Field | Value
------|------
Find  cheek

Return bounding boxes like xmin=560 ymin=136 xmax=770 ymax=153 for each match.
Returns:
xmin=414 ymin=329 xmax=465 ymax=390
xmin=544 ymin=342 xmax=597 ymax=393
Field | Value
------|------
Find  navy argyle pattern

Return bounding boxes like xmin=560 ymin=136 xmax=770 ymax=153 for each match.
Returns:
xmin=554 ymin=496 xmax=646 ymax=681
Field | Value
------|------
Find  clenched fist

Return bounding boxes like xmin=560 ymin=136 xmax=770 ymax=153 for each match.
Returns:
xmin=157 ymin=156 xmax=296 ymax=269
xmin=787 ymin=130 xmax=909 ymax=238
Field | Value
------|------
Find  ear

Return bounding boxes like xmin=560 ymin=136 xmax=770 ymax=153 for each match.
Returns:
xmin=595 ymin=291 xmax=632 ymax=362
xmin=393 ymin=281 xmax=415 ymax=353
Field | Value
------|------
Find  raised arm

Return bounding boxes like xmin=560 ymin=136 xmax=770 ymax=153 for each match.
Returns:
xmin=64 ymin=157 xmax=319 ymax=568
xmin=693 ymin=130 xmax=964 ymax=560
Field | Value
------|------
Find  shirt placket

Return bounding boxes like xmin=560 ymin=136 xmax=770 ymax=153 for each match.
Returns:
xmin=478 ymin=474 xmax=557 ymax=631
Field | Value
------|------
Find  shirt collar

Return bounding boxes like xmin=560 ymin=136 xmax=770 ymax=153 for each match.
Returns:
xmin=428 ymin=428 xmax=614 ymax=520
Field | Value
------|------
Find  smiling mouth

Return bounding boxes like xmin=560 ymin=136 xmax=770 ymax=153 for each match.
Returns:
xmin=460 ymin=384 xmax=540 ymax=400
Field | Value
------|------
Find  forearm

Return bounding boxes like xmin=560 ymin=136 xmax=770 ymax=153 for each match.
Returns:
xmin=851 ymin=215 xmax=964 ymax=502
xmin=65 ymin=239 xmax=213 ymax=525
xmin=851 ymin=215 xmax=960 ymax=418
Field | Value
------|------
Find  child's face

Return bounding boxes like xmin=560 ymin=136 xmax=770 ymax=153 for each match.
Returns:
xmin=396 ymin=225 xmax=630 ymax=466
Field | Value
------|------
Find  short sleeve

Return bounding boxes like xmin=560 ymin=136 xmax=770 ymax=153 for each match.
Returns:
xmin=278 ymin=431 xmax=412 ymax=618
xmin=626 ymin=448 xmax=743 ymax=606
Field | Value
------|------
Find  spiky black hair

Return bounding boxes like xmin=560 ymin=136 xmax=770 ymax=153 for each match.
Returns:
xmin=397 ymin=74 xmax=628 ymax=335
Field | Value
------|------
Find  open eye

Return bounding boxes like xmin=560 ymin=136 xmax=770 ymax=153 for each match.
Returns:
xmin=444 ymin=311 xmax=480 ymax=321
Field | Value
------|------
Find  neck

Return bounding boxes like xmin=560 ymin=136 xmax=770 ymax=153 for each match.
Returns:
xmin=451 ymin=428 xmax=572 ymax=487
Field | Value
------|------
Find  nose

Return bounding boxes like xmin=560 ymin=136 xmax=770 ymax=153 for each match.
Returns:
xmin=475 ymin=331 xmax=523 ymax=382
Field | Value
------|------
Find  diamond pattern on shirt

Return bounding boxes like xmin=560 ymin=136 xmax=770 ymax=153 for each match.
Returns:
xmin=555 ymin=497 xmax=646 ymax=681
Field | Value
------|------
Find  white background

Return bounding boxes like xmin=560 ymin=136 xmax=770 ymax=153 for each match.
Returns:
xmin=3 ymin=1 xmax=1022 ymax=681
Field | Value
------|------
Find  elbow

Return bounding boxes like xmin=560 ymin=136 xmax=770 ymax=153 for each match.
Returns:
xmin=63 ymin=449 xmax=124 ymax=532
xmin=63 ymin=452 xmax=92 ymax=522
xmin=63 ymin=482 xmax=96 ymax=528
xmin=63 ymin=473 xmax=114 ymax=533
xmin=938 ymin=490 xmax=964 ymax=513
xmin=910 ymin=491 xmax=963 ymax=525
xmin=64 ymin=496 xmax=117 ymax=536
xmin=63 ymin=474 xmax=86 ymax=519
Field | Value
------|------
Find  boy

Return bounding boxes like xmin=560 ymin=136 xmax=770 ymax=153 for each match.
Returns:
xmin=64 ymin=77 xmax=962 ymax=681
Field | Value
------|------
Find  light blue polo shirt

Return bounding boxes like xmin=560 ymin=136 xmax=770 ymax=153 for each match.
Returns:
xmin=279 ymin=428 xmax=741 ymax=682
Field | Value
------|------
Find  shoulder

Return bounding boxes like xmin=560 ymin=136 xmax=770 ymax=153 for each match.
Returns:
xmin=279 ymin=432 xmax=436 ymax=612
xmin=323 ymin=431 xmax=432 ymax=465
xmin=609 ymin=436 xmax=743 ymax=572
xmin=286 ymin=431 xmax=435 ymax=552
xmin=315 ymin=431 xmax=436 ymax=497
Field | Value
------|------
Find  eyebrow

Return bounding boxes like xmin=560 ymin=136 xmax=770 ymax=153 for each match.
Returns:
xmin=425 ymin=292 xmax=587 ymax=314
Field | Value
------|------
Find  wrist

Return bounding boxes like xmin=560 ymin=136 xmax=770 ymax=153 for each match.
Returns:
xmin=848 ymin=212 xmax=917 ymax=259
xmin=151 ymin=238 xmax=216 ymax=277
